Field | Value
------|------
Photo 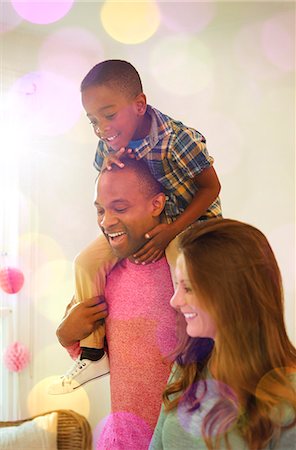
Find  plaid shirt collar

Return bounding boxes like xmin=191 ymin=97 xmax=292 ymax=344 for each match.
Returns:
xmin=132 ymin=105 xmax=173 ymax=158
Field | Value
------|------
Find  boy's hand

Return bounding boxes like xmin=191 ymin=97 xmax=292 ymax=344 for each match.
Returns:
xmin=133 ymin=223 xmax=178 ymax=265
xmin=105 ymin=147 xmax=135 ymax=170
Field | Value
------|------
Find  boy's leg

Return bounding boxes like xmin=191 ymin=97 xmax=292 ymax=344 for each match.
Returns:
xmin=48 ymin=234 xmax=118 ymax=394
xmin=73 ymin=235 xmax=117 ymax=351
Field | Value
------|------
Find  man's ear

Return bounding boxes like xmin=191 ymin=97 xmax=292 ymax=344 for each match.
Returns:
xmin=151 ymin=192 xmax=166 ymax=217
xmin=134 ymin=93 xmax=147 ymax=116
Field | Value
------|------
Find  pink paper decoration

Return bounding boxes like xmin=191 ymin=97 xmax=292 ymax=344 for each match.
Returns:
xmin=0 ymin=267 xmax=24 ymax=293
xmin=4 ymin=342 xmax=30 ymax=372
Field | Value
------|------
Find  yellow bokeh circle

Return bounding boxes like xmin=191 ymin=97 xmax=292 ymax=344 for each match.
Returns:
xmin=149 ymin=36 xmax=213 ymax=96
xmin=27 ymin=376 xmax=90 ymax=418
xmin=100 ymin=0 xmax=160 ymax=44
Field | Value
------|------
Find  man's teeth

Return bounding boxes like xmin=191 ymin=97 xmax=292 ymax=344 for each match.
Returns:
xmin=108 ymin=232 xmax=125 ymax=238
xmin=184 ymin=313 xmax=197 ymax=319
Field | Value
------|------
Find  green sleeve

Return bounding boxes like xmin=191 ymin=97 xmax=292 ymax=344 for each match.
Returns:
xmin=149 ymin=404 xmax=166 ymax=449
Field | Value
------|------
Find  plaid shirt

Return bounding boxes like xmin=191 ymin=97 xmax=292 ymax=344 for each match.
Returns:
xmin=94 ymin=105 xmax=222 ymax=221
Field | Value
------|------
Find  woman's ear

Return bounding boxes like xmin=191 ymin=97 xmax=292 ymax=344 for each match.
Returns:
xmin=134 ymin=93 xmax=147 ymax=116
xmin=151 ymin=192 xmax=166 ymax=217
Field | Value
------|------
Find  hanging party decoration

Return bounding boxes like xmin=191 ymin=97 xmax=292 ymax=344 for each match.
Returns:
xmin=3 ymin=341 xmax=31 ymax=372
xmin=0 ymin=266 xmax=24 ymax=293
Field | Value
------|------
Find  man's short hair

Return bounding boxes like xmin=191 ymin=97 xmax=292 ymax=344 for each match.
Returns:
xmin=81 ymin=60 xmax=143 ymax=99
xmin=101 ymin=157 xmax=163 ymax=199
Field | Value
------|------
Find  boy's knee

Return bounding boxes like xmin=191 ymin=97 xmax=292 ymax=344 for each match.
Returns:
xmin=74 ymin=249 xmax=91 ymax=272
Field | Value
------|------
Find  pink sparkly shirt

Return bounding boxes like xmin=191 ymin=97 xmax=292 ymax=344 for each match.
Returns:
xmin=67 ymin=257 xmax=177 ymax=449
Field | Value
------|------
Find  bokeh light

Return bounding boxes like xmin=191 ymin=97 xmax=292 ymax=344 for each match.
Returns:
xmin=177 ymin=379 xmax=239 ymax=438
xmin=19 ymin=233 xmax=65 ymax=271
xmin=261 ymin=11 xmax=294 ymax=72
xmin=256 ymin=367 xmax=296 ymax=426
xmin=18 ymin=194 xmax=40 ymax=235
xmin=100 ymin=0 xmax=160 ymax=44
xmin=158 ymin=1 xmax=216 ymax=34
xmin=27 ymin=376 xmax=90 ymax=417
xmin=31 ymin=259 xmax=74 ymax=322
xmin=11 ymin=0 xmax=74 ymax=25
xmin=0 ymin=1 xmax=22 ymax=33
xmin=38 ymin=27 xmax=104 ymax=85
xmin=234 ymin=21 xmax=281 ymax=80
xmin=95 ymin=411 xmax=153 ymax=449
xmin=0 ymin=93 xmax=33 ymax=164
xmin=204 ymin=113 xmax=244 ymax=176
xmin=156 ymin=319 xmax=177 ymax=358
xmin=149 ymin=36 xmax=213 ymax=96
xmin=8 ymin=71 xmax=82 ymax=136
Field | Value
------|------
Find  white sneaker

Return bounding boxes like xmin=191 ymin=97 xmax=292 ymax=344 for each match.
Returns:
xmin=48 ymin=353 xmax=109 ymax=395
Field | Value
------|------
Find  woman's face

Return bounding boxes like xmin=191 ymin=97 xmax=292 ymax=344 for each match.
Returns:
xmin=170 ymin=254 xmax=217 ymax=339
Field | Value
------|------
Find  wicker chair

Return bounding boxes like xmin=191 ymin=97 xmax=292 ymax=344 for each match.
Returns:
xmin=0 ymin=409 xmax=92 ymax=450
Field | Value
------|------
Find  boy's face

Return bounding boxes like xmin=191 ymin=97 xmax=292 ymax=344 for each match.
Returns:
xmin=82 ymin=84 xmax=147 ymax=151
xmin=95 ymin=168 xmax=163 ymax=260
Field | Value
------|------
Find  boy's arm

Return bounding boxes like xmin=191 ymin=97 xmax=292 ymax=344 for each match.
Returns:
xmin=169 ymin=165 xmax=221 ymax=235
xmin=133 ymin=166 xmax=221 ymax=265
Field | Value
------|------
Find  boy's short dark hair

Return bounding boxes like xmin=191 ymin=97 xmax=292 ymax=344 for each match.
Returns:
xmin=81 ymin=60 xmax=143 ymax=99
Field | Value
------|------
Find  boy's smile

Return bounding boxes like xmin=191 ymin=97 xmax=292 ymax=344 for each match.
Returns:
xmin=82 ymin=84 xmax=149 ymax=151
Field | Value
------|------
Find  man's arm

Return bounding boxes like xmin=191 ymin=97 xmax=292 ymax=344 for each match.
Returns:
xmin=56 ymin=296 xmax=108 ymax=347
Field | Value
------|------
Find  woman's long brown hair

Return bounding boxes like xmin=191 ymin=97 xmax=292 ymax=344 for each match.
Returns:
xmin=163 ymin=219 xmax=296 ymax=449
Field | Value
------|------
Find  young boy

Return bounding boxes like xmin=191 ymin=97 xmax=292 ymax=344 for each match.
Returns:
xmin=49 ymin=60 xmax=222 ymax=395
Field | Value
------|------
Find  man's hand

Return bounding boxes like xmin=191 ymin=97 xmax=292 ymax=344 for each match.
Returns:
xmin=133 ymin=223 xmax=178 ymax=264
xmin=105 ymin=147 xmax=135 ymax=170
xmin=56 ymin=296 xmax=108 ymax=347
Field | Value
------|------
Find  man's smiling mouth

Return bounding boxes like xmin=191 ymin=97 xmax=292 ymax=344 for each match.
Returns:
xmin=106 ymin=231 xmax=126 ymax=241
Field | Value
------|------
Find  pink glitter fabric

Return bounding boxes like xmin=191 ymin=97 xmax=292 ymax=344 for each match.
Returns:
xmin=98 ymin=257 xmax=177 ymax=449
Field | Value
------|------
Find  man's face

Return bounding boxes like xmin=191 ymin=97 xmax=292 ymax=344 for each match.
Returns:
xmin=81 ymin=84 xmax=146 ymax=151
xmin=95 ymin=169 xmax=162 ymax=259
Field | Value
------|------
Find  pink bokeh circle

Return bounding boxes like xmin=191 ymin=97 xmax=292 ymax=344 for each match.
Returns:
xmin=94 ymin=411 xmax=153 ymax=450
xmin=11 ymin=0 xmax=74 ymax=25
xmin=261 ymin=11 xmax=294 ymax=72
xmin=9 ymin=70 xmax=82 ymax=136
xmin=0 ymin=1 xmax=22 ymax=34
xmin=38 ymin=27 xmax=104 ymax=84
xmin=158 ymin=1 xmax=216 ymax=34
xmin=177 ymin=379 xmax=239 ymax=438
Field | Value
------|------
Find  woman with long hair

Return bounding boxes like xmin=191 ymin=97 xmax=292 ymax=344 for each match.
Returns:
xmin=150 ymin=219 xmax=296 ymax=449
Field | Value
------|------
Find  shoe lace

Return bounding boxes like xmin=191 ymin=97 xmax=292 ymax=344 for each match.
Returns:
xmin=62 ymin=358 xmax=88 ymax=383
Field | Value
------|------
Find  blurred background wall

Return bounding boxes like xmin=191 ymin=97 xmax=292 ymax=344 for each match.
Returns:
xmin=1 ymin=0 xmax=295 ymax=438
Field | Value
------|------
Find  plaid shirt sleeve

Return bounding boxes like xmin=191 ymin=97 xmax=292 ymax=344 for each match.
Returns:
xmin=93 ymin=140 xmax=109 ymax=172
xmin=171 ymin=126 xmax=213 ymax=179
